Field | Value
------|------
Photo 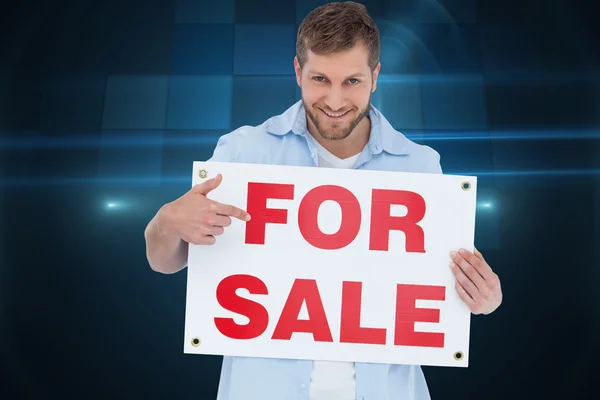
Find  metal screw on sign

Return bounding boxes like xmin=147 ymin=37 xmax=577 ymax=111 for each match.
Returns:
xmin=198 ymin=169 xmax=208 ymax=179
xmin=461 ymin=181 xmax=471 ymax=191
xmin=454 ymin=351 xmax=464 ymax=361
xmin=191 ymin=337 xmax=201 ymax=347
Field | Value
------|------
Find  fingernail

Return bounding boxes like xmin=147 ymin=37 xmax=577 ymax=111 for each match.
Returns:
xmin=459 ymin=249 xmax=466 ymax=255
xmin=450 ymin=251 xmax=457 ymax=259
xmin=246 ymin=214 xmax=251 ymax=221
xmin=449 ymin=262 xmax=455 ymax=270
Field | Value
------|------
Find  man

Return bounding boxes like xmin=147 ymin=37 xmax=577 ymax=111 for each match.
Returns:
xmin=144 ymin=2 xmax=503 ymax=399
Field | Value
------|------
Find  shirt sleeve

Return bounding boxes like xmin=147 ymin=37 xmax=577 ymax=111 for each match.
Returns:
xmin=419 ymin=147 xmax=443 ymax=175
xmin=431 ymin=149 xmax=443 ymax=174
xmin=207 ymin=132 xmax=241 ymax=163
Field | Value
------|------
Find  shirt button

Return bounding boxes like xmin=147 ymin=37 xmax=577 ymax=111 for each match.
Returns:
xmin=299 ymin=383 xmax=306 ymax=390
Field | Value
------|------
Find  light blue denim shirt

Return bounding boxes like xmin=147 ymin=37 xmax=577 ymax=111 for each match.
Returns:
xmin=207 ymin=100 xmax=442 ymax=400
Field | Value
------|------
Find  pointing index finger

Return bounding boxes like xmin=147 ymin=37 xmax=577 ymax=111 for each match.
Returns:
xmin=213 ymin=201 xmax=251 ymax=221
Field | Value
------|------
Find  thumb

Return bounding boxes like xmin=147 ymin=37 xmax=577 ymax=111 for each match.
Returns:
xmin=195 ymin=173 xmax=223 ymax=195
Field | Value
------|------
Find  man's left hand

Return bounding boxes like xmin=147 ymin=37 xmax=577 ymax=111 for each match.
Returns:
xmin=449 ymin=248 xmax=502 ymax=315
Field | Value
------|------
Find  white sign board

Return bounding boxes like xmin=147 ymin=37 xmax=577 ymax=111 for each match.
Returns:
xmin=184 ymin=161 xmax=477 ymax=368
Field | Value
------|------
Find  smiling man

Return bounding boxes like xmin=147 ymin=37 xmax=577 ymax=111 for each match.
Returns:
xmin=144 ymin=2 xmax=503 ymax=399
xmin=295 ymin=7 xmax=379 ymax=163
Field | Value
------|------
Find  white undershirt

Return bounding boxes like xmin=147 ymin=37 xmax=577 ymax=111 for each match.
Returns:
xmin=311 ymin=138 xmax=361 ymax=170
xmin=309 ymin=137 xmax=360 ymax=400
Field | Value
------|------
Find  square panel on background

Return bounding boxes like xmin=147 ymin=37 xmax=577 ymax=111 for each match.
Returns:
xmin=426 ymin=137 xmax=495 ymax=178
xmin=377 ymin=19 xmax=422 ymax=75
xmin=363 ymin=0 xmax=476 ymax=25
xmin=166 ymin=76 xmax=233 ymax=130
xmin=417 ymin=23 xmax=482 ymax=74
xmin=175 ymin=0 xmax=235 ymax=23
xmin=102 ymin=75 xmax=168 ymax=130
xmin=420 ymin=75 xmax=488 ymax=130
xmin=491 ymin=139 xmax=596 ymax=173
xmin=478 ymin=23 xmax=582 ymax=75
xmin=5 ymin=130 xmax=103 ymax=182
xmin=381 ymin=0 xmax=422 ymax=22
xmin=476 ymin=0 xmax=552 ymax=24
xmin=371 ymin=76 xmax=423 ymax=131
xmin=100 ymin=2 xmax=174 ymax=75
xmin=235 ymin=0 xmax=296 ymax=24
xmin=484 ymin=81 xmax=595 ymax=129
xmin=231 ymin=75 xmax=298 ymax=128
xmin=5 ymin=79 xmax=41 ymax=130
xmin=171 ymin=24 xmax=234 ymax=75
xmin=421 ymin=0 xmax=478 ymax=23
xmin=40 ymin=77 xmax=106 ymax=132
xmin=17 ymin=1 xmax=173 ymax=77
xmin=233 ymin=25 xmax=297 ymax=75
xmin=161 ymin=130 xmax=228 ymax=180
xmin=96 ymin=130 xmax=164 ymax=187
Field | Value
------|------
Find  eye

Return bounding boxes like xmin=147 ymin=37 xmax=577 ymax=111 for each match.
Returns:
xmin=313 ymin=76 xmax=326 ymax=82
xmin=348 ymin=78 xmax=360 ymax=85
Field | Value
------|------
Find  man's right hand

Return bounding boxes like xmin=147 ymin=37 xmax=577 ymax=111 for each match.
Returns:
xmin=157 ymin=174 xmax=251 ymax=246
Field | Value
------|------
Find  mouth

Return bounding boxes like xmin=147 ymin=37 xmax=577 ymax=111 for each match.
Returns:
xmin=319 ymin=108 xmax=351 ymax=120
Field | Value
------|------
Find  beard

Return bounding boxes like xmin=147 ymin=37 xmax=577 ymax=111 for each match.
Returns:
xmin=303 ymin=93 xmax=372 ymax=141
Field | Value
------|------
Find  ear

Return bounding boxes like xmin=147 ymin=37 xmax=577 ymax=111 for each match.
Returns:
xmin=294 ymin=56 xmax=302 ymax=87
xmin=371 ymin=62 xmax=381 ymax=93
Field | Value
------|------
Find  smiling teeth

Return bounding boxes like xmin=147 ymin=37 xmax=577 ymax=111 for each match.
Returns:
xmin=325 ymin=111 xmax=347 ymax=117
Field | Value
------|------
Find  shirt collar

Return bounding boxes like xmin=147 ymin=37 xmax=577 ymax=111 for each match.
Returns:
xmin=265 ymin=100 xmax=410 ymax=155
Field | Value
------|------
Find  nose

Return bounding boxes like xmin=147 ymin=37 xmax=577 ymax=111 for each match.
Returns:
xmin=324 ymin=86 xmax=345 ymax=111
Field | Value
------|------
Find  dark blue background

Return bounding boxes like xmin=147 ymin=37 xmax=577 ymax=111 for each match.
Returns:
xmin=1 ymin=0 xmax=599 ymax=398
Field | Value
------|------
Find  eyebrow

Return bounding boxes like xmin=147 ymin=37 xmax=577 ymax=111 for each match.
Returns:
xmin=307 ymin=70 xmax=366 ymax=79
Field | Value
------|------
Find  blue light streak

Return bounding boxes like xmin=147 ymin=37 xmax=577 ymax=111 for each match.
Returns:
xmin=1 ymin=169 xmax=599 ymax=187
xmin=0 ymin=129 xmax=598 ymax=150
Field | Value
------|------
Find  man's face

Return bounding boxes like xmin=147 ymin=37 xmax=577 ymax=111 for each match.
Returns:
xmin=294 ymin=41 xmax=380 ymax=141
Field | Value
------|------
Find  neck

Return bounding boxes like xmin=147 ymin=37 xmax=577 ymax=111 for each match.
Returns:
xmin=306 ymin=114 xmax=371 ymax=159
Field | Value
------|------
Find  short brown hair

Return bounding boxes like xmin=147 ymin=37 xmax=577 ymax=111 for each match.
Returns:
xmin=296 ymin=2 xmax=380 ymax=71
